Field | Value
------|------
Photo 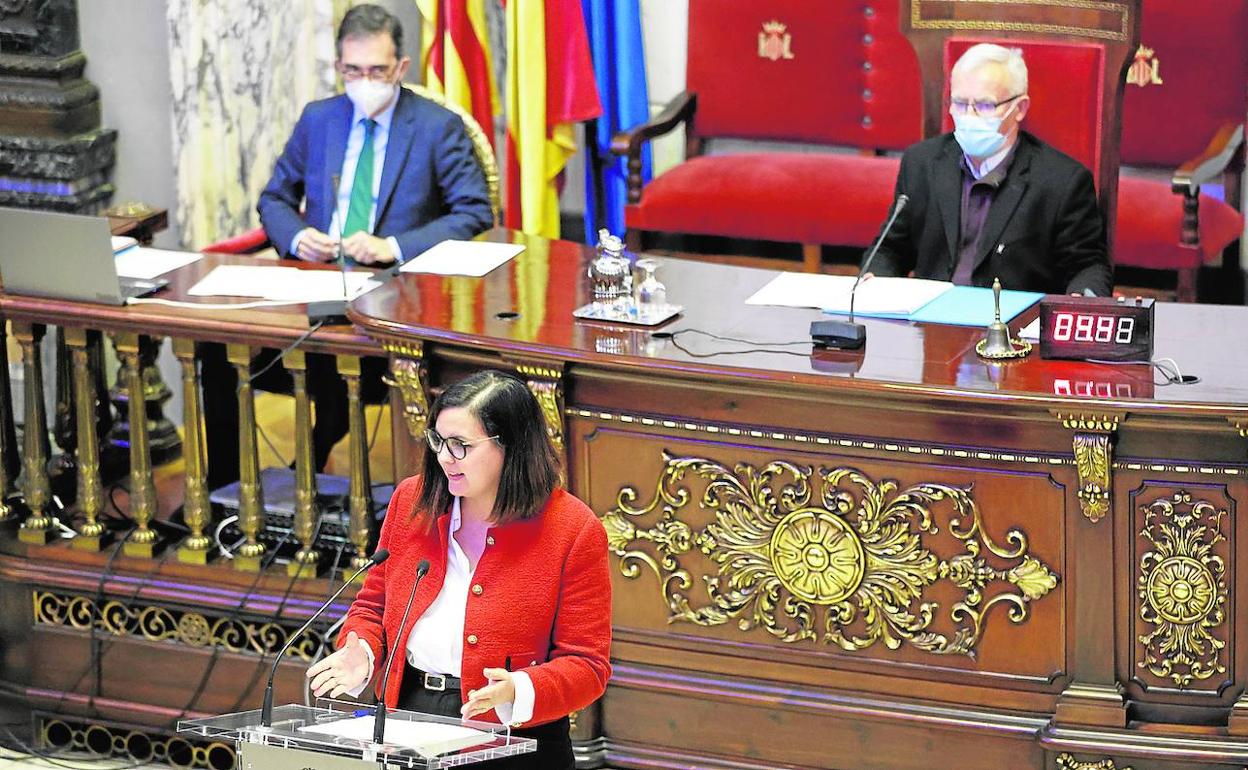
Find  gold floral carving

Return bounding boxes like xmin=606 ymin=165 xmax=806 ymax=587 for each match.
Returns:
xmin=516 ymin=363 xmax=565 ymax=454
xmin=911 ymin=0 xmax=1131 ymax=42
xmin=1054 ymin=411 xmax=1120 ymax=523
xmin=1056 ymin=754 xmax=1133 ymax=770
xmin=32 ymin=591 xmax=327 ymax=661
xmin=1137 ymin=490 xmax=1228 ymax=689
xmin=602 ymin=454 xmax=1058 ymax=655
xmin=383 ymin=341 xmax=429 ymax=440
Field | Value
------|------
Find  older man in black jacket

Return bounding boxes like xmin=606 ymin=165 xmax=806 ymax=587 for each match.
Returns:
xmin=869 ymin=43 xmax=1112 ymax=296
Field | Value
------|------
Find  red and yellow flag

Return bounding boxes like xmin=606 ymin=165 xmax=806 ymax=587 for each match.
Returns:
xmin=417 ymin=0 xmax=499 ymax=148
xmin=503 ymin=0 xmax=601 ymax=238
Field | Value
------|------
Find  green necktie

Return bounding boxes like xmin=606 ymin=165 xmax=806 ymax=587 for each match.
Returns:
xmin=342 ymin=118 xmax=376 ymax=237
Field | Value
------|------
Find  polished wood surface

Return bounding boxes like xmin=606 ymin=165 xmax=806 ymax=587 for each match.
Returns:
xmin=355 ymin=228 xmax=1248 ymax=410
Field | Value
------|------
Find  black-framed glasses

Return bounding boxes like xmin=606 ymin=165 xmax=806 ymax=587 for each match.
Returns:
xmin=949 ymin=93 xmax=1024 ymax=117
xmin=424 ymin=429 xmax=499 ymax=460
xmin=338 ymin=63 xmax=397 ymax=82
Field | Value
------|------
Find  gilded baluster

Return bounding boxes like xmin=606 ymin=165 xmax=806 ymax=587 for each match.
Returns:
xmin=173 ymin=338 xmax=214 ymax=563
xmin=284 ymin=348 xmax=320 ymax=577
xmin=65 ymin=327 xmax=108 ymax=550
xmin=115 ymin=333 xmax=160 ymax=557
xmin=14 ymin=322 xmax=54 ymax=543
xmin=339 ymin=354 xmax=373 ymax=575
xmin=227 ymin=344 xmax=266 ymax=570
xmin=0 ymin=319 xmax=19 ymax=523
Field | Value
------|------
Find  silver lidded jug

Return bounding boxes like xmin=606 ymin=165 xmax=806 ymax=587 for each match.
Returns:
xmin=587 ymin=229 xmax=634 ymax=316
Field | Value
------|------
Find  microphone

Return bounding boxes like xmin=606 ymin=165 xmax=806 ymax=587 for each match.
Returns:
xmin=373 ymin=558 xmax=431 ymax=746
xmin=260 ymin=548 xmax=389 ymax=728
xmin=811 ymin=193 xmax=909 ymax=350
xmin=307 ymin=172 xmax=352 ymax=325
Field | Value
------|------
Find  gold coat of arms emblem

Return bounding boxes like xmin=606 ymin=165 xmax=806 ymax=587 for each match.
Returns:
xmin=1127 ymin=44 xmax=1163 ymax=87
xmin=757 ymin=20 xmax=794 ymax=62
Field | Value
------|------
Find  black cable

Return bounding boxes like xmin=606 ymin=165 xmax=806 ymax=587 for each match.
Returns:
xmin=660 ymin=328 xmax=812 ymax=359
xmin=245 ymin=322 xmax=326 ymax=385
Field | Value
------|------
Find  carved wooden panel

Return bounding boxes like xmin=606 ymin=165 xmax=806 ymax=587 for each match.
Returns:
xmin=1130 ymin=484 xmax=1234 ymax=697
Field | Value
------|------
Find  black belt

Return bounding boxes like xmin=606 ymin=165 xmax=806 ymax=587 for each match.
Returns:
xmin=410 ymin=666 xmax=461 ymax=693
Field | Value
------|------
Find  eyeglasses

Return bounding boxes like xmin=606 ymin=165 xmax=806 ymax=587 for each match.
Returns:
xmin=424 ymin=429 xmax=499 ymax=460
xmin=949 ymin=93 xmax=1024 ymax=117
xmin=338 ymin=63 xmax=396 ymax=82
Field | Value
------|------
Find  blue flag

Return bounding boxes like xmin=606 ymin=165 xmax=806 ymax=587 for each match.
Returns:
xmin=581 ymin=0 xmax=652 ymax=242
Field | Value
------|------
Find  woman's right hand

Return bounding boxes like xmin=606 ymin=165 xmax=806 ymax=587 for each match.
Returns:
xmin=307 ymin=630 xmax=371 ymax=697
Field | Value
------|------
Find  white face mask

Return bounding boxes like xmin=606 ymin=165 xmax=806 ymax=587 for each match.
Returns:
xmin=952 ymin=101 xmax=1019 ymax=159
xmin=345 ymin=78 xmax=396 ymax=117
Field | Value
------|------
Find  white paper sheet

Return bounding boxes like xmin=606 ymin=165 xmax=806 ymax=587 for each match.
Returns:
xmin=298 ymin=715 xmax=493 ymax=758
xmin=745 ymin=272 xmax=952 ymax=316
xmin=188 ymin=265 xmax=380 ymax=302
xmin=115 ymin=247 xmax=203 ymax=280
xmin=1019 ymin=318 xmax=1041 ymax=341
xmin=111 ymin=236 xmax=138 ymax=254
xmin=399 ymin=240 xmax=525 ymax=277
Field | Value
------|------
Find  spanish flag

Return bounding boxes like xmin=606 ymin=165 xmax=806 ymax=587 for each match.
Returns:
xmin=417 ymin=0 xmax=499 ymax=148
xmin=503 ymin=0 xmax=601 ymax=238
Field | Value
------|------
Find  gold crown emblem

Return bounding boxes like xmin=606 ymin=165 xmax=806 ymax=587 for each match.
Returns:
xmin=1133 ymin=45 xmax=1156 ymax=62
xmin=762 ymin=20 xmax=788 ymax=36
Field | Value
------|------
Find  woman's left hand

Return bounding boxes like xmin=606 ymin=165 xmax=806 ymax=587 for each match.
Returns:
xmin=461 ymin=668 xmax=516 ymax=720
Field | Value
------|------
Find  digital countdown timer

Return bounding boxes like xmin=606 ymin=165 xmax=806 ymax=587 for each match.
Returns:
xmin=1039 ymin=296 xmax=1154 ymax=362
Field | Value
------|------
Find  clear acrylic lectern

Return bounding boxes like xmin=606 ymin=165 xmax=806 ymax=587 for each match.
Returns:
xmin=179 ymin=699 xmax=537 ymax=769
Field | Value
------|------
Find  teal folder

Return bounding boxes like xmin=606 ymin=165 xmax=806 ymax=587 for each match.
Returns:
xmin=906 ymin=285 xmax=1043 ymax=326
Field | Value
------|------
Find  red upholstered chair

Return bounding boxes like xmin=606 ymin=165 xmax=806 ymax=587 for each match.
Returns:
xmin=611 ymin=1 xmax=922 ymax=271
xmin=1116 ymin=0 xmax=1246 ymax=301
xmin=202 ymin=226 xmax=269 ymax=254
xmin=902 ymin=1 xmax=1140 ymax=265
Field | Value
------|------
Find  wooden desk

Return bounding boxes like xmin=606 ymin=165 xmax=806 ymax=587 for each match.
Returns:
xmin=350 ymin=229 xmax=1248 ymax=769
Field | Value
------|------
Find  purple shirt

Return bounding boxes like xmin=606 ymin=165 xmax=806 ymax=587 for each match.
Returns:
xmin=951 ymin=144 xmax=1018 ymax=285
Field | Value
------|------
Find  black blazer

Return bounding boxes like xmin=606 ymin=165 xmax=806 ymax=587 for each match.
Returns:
xmin=869 ymin=131 xmax=1112 ymax=296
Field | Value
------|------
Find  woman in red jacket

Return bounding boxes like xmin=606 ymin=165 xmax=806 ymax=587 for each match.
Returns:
xmin=306 ymin=369 xmax=611 ymax=769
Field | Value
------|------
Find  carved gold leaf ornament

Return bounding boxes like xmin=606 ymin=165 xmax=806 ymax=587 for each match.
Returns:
xmin=1056 ymin=754 xmax=1133 ymax=770
xmin=602 ymin=453 xmax=1058 ymax=655
xmin=1137 ymin=490 xmax=1228 ymax=689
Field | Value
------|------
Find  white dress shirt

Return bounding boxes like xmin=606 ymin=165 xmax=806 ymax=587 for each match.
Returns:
xmin=291 ymin=90 xmax=405 ymax=262
xmin=349 ymin=497 xmax=535 ymax=725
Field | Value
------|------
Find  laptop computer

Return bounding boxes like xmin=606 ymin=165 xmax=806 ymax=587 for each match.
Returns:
xmin=0 ymin=207 xmax=168 ymax=305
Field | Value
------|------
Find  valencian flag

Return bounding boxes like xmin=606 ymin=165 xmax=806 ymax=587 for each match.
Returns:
xmin=504 ymin=0 xmax=601 ymax=238
xmin=417 ymin=0 xmax=499 ymax=148
xmin=581 ymin=0 xmax=650 ymax=241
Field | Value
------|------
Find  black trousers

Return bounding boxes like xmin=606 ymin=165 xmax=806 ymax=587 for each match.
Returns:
xmin=395 ymin=663 xmax=574 ymax=770
xmin=199 ymin=342 xmax=388 ymax=491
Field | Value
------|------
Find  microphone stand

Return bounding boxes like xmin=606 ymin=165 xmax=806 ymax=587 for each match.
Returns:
xmin=373 ymin=559 xmax=431 ymax=747
xmin=260 ymin=548 xmax=389 ymax=728
xmin=811 ymin=194 xmax=910 ymax=350
xmin=307 ymin=173 xmax=352 ymax=325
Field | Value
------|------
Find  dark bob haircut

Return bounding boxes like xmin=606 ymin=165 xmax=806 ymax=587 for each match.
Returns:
xmin=336 ymin=4 xmax=403 ymax=59
xmin=414 ymin=370 xmax=561 ymax=524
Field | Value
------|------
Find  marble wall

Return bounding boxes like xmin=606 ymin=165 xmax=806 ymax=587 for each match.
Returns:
xmin=166 ymin=0 xmax=346 ymax=248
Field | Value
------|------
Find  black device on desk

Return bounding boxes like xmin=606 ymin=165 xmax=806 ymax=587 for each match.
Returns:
xmin=1039 ymin=295 xmax=1154 ymax=362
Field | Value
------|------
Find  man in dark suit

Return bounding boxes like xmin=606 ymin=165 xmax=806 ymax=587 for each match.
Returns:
xmin=203 ymin=4 xmax=492 ymax=490
xmin=869 ymin=43 xmax=1112 ymax=296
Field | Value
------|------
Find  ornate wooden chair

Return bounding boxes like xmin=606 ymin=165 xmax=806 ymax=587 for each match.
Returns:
xmin=611 ymin=0 xmax=922 ymax=271
xmin=1115 ymin=0 xmax=1246 ymax=301
xmin=901 ymin=0 xmax=1141 ymax=259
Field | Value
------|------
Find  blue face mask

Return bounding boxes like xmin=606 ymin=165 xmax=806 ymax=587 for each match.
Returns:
xmin=952 ymin=103 xmax=1018 ymax=159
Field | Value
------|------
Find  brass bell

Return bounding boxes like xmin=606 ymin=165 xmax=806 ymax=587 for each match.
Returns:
xmin=975 ymin=278 xmax=1032 ymax=360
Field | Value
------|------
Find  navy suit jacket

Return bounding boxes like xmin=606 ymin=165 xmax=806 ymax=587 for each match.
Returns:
xmin=258 ymin=88 xmax=493 ymax=262
xmin=870 ymin=131 xmax=1112 ymax=296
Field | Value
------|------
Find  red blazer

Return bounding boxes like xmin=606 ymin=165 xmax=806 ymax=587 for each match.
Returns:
xmin=340 ymin=477 xmax=612 ymax=727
